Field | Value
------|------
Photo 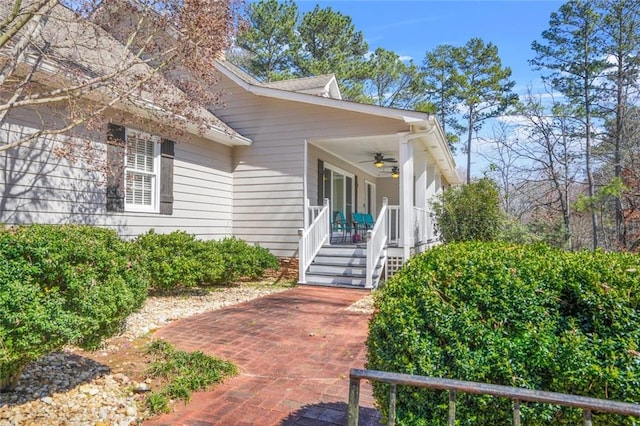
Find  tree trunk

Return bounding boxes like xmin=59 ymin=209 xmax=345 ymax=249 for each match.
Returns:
xmin=466 ymin=110 xmax=473 ymax=184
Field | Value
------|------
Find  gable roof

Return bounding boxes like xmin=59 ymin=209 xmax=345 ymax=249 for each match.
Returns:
xmin=264 ymin=74 xmax=341 ymax=99
xmin=218 ymin=61 xmax=341 ymax=99
xmin=215 ymin=59 xmax=460 ymax=184
xmin=216 ymin=59 xmax=435 ymax=125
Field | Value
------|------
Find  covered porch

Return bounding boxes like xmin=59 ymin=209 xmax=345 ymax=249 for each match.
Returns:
xmin=298 ymin=117 xmax=460 ymax=288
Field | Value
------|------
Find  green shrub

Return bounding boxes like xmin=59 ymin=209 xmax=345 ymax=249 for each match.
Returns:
xmin=133 ymin=230 xmax=224 ymax=291
xmin=135 ymin=231 xmax=278 ymax=291
xmin=208 ymin=237 xmax=279 ymax=282
xmin=367 ymin=242 xmax=640 ymax=425
xmin=430 ymin=177 xmax=504 ymax=243
xmin=0 ymin=224 xmax=147 ymax=391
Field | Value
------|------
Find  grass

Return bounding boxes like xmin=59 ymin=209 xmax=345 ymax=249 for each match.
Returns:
xmin=143 ymin=340 xmax=237 ymax=414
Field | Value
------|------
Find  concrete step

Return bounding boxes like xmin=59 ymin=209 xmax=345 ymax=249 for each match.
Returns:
xmin=307 ymin=264 xmax=367 ymax=277
xmin=316 ymin=246 xmax=366 ymax=258
xmin=312 ymin=256 xmax=367 ymax=267
xmin=303 ymin=274 xmax=368 ymax=288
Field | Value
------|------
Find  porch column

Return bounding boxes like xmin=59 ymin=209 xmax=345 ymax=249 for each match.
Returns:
xmin=416 ymin=154 xmax=427 ymax=210
xmin=399 ymin=134 xmax=414 ymax=260
xmin=425 ymin=162 xmax=437 ymax=242
xmin=415 ymin=153 xmax=427 ymax=246
xmin=435 ymin=171 xmax=443 ymax=194
xmin=427 ymin=163 xmax=436 ymax=198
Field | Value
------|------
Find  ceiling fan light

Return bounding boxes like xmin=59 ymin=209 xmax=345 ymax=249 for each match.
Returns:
xmin=374 ymin=160 xmax=384 ymax=168
xmin=391 ymin=167 xmax=399 ymax=178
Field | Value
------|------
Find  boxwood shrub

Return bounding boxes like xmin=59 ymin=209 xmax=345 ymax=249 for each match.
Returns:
xmin=134 ymin=231 xmax=279 ymax=291
xmin=209 ymin=237 xmax=279 ymax=282
xmin=367 ymin=242 xmax=640 ymax=425
xmin=0 ymin=225 xmax=147 ymax=391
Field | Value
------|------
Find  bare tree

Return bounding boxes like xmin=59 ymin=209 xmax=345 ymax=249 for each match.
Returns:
xmin=0 ymin=0 xmax=238 ymax=156
xmin=489 ymin=88 xmax=581 ymax=249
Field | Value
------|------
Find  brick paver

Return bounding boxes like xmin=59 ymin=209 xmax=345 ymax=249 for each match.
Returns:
xmin=144 ymin=286 xmax=382 ymax=425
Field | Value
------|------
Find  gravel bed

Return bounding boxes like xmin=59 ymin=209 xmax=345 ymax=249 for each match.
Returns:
xmin=0 ymin=283 xmax=291 ymax=425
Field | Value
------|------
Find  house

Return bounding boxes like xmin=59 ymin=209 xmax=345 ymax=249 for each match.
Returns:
xmin=0 ymin=1 xmax=459 ymax=289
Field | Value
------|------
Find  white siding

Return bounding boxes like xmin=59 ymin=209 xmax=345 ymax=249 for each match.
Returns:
xmin=0 ymin=108 xmax=234 ymax=240
xmin=214 ymin=74 xmax=409 ymax=257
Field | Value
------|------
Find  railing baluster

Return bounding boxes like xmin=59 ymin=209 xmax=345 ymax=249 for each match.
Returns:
xmin=513 ymin=399 xmax=521 ymax=426
xmin=584 ymin=409 xmax=592 ymax=426
xmin=448 ymin=390 xmax=456 ymax=426
xmin=347 ymin=376 xmax=360 ymax=426
xmin=388 ymin=383 xmax=397 ymax=426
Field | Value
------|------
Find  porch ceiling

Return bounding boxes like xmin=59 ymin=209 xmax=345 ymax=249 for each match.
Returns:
xmin=311 ymin=134 xmax=400 ymax=177
xmin=310 ymin=131 xmax=459 ymax=184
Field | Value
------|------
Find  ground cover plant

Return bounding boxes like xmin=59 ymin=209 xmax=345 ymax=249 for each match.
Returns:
xmin=143 ymin=340 xmax=237 ymax=415
xmin=367 ymin=242 xmax=640 ymax=425
xmin=0 ymin=224 xmax=147 ymax=391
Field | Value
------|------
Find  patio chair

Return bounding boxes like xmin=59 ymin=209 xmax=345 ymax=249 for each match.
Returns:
xmin=363 ymin=213 xmax=375 ymax=229
xmin=332 ymin=211 xmax=353 ymax=243
xmin=352 ymin=212 xmax=367 ymax=241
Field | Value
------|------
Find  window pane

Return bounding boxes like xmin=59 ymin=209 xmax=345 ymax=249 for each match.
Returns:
xmin=126 ymin=135 xmax=154 ymax=173
xmin=126 ymin=172 xmax=153 ymax=206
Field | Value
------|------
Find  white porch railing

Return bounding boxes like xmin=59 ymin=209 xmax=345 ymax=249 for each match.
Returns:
xmin=366 ymin=197 xmax=389 ymax=288
xmin=387 ymin=205 xmax=400 ymax=245
xmin=298 ymin=198 xmax=330 ymax=284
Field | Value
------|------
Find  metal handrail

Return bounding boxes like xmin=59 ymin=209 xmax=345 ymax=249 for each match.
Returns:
xmin=348 ymin=369 xmax=640 ymax=426
xmin=365 ymin=197 xmax=388 ymax=288
xmin=298 ymin=198 xmax=330 ymax=283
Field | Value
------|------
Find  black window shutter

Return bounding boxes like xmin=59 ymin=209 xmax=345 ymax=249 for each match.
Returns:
xmin=160 ymin=139 xmax=175 ymax=215
xmin=106 ymin=123 xmax=125 ymax=212
xmin=317 ymin=159 xmax=324 ymax=205
xmin=354 ymin=175 xmax=358 ymax=214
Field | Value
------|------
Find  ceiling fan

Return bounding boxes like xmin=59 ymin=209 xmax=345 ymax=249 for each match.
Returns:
xmin=359 ymin=153 xmax=398 ymax=168
xmin=379 ymin=166 xmax=400 ymax=178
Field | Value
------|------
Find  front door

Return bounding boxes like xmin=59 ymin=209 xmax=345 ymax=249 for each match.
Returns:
xmin=322 ymin=164 xmax=354 ymax=223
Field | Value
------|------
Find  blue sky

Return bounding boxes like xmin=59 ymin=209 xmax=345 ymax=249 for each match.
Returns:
xmin=295 ymin=0 xmax=564 ymax=96
xmin=293 ymin=1 xmax=566 ymax=175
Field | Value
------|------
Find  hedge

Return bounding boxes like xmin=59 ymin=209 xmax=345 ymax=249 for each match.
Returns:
xmin=0 ymin=225 xmax=147 ymax=391
xmin=367 ymin=242 xmax=640 ymax=425
xmin=133 ymin=231 xmax=279 ymax=291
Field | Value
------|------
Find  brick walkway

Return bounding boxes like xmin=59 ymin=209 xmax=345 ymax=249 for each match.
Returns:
xmin=144 ymin=286 xmax=382 ymax=425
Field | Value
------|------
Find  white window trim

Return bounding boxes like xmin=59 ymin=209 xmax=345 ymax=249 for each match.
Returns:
xmin=365 ymin=180 xmax=376 ymax=216
xmin=124 ymin=128 xmax=161 ymax=213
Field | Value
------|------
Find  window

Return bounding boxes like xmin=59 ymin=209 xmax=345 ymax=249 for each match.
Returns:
xmin=106 ymin=123 xmax=174 ymax=215
xmin=124 ymin=129 xmax=160 ymax=212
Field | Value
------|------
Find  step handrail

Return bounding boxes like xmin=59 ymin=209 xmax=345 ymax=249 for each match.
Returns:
xmin=298 ymin=198 xmax=330 ymax=283
xmin=365 ymin=197 xmax=388 ymax=288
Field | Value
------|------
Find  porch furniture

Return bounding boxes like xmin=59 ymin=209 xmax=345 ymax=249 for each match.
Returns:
xmin=363 ymin=213 xmax=375 ymax=229
xmin=332 ymin=211 xmax=353 ymax=243
xmin=352 ymin=212 xmax=373 ymax=240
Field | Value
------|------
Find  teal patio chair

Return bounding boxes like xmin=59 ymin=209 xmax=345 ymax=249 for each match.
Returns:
xmin=332 ymin=211 xmax=353 ymax=243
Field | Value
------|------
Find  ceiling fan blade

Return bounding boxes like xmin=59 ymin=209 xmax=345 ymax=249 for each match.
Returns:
xmin=382 ymin=158 xmax=398 ymax=162
xmin=358 ymin=159 xmax=373 ymax=163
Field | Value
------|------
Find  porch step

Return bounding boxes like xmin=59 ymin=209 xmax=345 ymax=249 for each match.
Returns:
xmin=303 ymin=275 xmax=368 ymax=288
xmin=302 ymin=245 xmax=385 ymax=289
xmin=308 ymin=264 xmax=367 ymax=277
xmin=314 ymin=246 xmax=366 ymax=258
